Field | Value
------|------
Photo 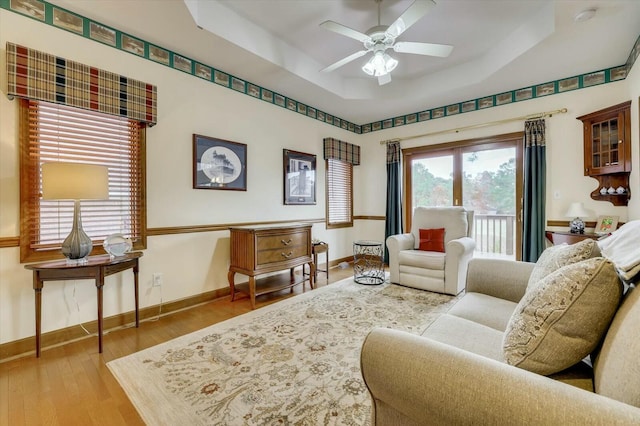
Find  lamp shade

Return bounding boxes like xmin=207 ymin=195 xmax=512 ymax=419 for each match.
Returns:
xmin=42 ymin=162 xmax=109 ymax=200
xmin=564 ymin=202 xmax=590 ymax=218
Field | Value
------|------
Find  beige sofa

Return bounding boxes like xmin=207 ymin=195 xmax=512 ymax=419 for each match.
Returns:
xmin=361 ymin=253 xmax=640 ymax=425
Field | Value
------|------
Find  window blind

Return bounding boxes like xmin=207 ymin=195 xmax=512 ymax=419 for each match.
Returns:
xmin=21 ymin=99 xmax=145 ymax=261
xmin=326 ymin=158 xmax=353 ymax=227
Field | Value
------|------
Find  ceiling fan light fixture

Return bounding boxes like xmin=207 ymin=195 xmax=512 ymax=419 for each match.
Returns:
xmin=362 ymin=51 xmax=398 ymax=77
xmin=362 ymin=58 xmax=375 ymax=76
xmin=383 ymin=53 xmax=398 ymax=73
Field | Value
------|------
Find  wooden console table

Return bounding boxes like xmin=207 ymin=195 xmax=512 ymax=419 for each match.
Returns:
xmin=545 ymin=231 xmax=600 ymax=245
xmin=228 ymin=223 xmax=314 ymax=309
xmin=24 ymin=252 xmax=142 ymax=357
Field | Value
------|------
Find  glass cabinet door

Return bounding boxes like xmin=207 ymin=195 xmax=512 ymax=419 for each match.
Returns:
xmin=591 ymin=117 xmax=619 ymax=170
xmin=585 ymin=112 xmax=624 ymax=175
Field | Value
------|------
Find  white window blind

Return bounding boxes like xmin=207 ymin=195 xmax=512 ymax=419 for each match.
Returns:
xmin=21 ymin=99 xmax=145 ymax=262
xmin=326 ymin=158 xmax=353 ymax=227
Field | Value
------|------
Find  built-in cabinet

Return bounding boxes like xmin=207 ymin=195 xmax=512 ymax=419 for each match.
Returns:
xmin=577 ymin=101 xmax=631 ymax=206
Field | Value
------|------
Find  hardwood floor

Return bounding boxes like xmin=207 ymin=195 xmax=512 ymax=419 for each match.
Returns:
xmin=0 ymin=266 xmax=356 ymax=426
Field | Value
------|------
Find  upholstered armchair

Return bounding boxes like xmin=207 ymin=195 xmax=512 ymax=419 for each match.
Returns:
xmin=386 ymin=206 xmax=475 ymax=295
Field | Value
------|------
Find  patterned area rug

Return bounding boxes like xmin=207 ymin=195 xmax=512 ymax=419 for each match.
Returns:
xmin=107 ymin=277 xmax=458 ymax=425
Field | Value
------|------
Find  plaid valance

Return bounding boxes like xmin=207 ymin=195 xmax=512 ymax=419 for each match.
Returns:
xmin=386 ymin=141 xmax=401 ymax=164
xmin=524 ymin=118 xmax=546 ymax=147
xmin=323 ymin=138 xmax=360 ymax=165
xmin=6 ymin=42 xmax=157 ymax=126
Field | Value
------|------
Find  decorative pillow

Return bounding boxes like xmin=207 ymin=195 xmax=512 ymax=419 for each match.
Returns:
xmin=418 ymin=228 xmax=445 ymax=252
xmin=527 ymin=239 xmax=601 ymax=290
xmin=503 ymin=257 xmax=622 ymax=375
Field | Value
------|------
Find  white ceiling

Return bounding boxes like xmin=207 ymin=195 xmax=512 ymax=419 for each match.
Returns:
xmin=48 ymin=0 xmax=640 ymax=124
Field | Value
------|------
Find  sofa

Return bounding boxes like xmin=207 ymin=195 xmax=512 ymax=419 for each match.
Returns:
xmin=386 ymin=206 xmax=475 ymax=295
xmin=361 ymin=239 xmax=640 ymax=425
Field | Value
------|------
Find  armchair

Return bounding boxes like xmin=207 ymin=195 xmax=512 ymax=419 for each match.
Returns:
xmin=386 ymin=207 xmax=475 ymax=295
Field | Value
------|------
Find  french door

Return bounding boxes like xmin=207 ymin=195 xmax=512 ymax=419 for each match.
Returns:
xmin=403 ymin=133 xmax=523 ymax=260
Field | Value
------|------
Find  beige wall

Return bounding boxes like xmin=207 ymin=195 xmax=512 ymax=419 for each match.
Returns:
xmin=1 ymin=8 xmax=638 ymax=345
xmin=357 ymin=77 xmax=639 ymax=225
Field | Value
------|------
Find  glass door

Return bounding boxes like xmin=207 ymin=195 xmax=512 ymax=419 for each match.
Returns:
xmin=462 ymin=147 xmax=517 ymax=259
xmin=410 ymin=152 xmax=454 ymax=209
xmin=404 ymin=133 xmax=522 ymax=260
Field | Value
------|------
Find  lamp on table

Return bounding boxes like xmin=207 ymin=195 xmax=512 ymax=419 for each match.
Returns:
xmin=42 ymin=162 xmax=109 ymax=262
xmin=565 ymin=202 xmax=590 ymax=234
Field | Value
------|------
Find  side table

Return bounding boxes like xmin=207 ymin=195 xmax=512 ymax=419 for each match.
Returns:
xmin=305 ymin=242 xmax=329 ymax=280
xmin=24 ymin=252 xmax=142 ymax=357
xmin=545 ymin=231 xmax=601 ymax=245
xmin=353 ymin=240 xmax=385 ymax=285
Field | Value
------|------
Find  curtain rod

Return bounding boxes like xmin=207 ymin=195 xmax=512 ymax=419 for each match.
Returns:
xmin=379 ymin=107 xmax=568 ymax=145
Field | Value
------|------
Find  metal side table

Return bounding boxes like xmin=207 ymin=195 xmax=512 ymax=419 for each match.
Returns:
xmin=353 ymin=240 xmax=385 ymax=285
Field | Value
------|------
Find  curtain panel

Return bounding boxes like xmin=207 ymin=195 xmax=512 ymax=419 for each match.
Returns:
xmin=522 ymin=118 xmax=546 ymax=262
xmin=6 ymin=42 xmax=157 ymax=126
xmin=323 ymin=138 xmax=360 ymax=165
xmin=384 ymin=141 xmax=403 ymax=263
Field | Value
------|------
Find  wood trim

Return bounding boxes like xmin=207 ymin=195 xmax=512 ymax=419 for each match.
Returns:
xmin=0 ymin=237 xmax=20 ymax=248
xmin=354 ymin=215 xmax=385 ymax=221
xmin=548 ymin=220 xmax=598 ymax=228
xmin=0 ymin=286 xmax=231 ymax=361
xmin=1 ymin=217 xmax=376 ymax=250
xmin=331 ymin=255 xmax=354 ymax=267
xmin=147 ymin=218 xmax=326 ymax=236
xmin=401 ymin=131 xmax=524 ymax=156
xmin=19 ymin=98 xmax=31 ymax=262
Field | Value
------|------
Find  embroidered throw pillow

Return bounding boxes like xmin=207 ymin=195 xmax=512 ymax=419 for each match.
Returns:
xmin=418 ymin=228 xmax=445 ymax=252
xmin=527 ymin=239 xmax=600 ymax=290
xmin=503 ymin=257 xmax=622 ymax=375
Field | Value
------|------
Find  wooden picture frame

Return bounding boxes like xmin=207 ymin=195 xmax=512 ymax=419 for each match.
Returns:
xmin=595 ymin=215 xmax=619 ymax=235
xmin=283 ymin=149 xmax=316 ymax=205
xmin=193 ymin=134 xmax=247 ymax=190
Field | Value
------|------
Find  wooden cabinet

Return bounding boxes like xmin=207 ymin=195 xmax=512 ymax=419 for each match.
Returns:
xmin=577 ymin=101 xmax=631 ymax=206
xmin=228 ymin=223 xmax=314 ymax=309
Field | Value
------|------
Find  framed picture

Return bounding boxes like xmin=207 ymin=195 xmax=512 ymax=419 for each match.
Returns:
xmin=283 ymin=149 xmax=316 ymax=205
xmin=595 ymin=215 xmax=619 ymax=235
xmin=193 ymin=134 xmax=247 ymax=191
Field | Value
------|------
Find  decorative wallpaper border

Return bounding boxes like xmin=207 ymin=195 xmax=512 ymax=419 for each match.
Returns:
xmin=2 ymin=0 xmax=639 ymax=135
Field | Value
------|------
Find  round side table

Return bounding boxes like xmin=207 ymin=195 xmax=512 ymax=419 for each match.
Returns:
xmin=353 ymin=240 xmax=385 ymax=285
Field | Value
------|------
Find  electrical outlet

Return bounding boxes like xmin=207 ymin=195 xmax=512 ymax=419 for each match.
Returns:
xmin=152 ymin=272 xmax=163 ymax=287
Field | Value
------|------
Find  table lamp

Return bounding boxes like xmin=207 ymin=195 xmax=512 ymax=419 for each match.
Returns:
xmin=565 ymin=202 xmax=590 ymax=234
xmin=42 ymin=162 xmax=109 ymax=262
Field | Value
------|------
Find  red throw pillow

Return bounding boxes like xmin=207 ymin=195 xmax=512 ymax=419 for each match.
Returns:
xmin=419 ymin=228 xmax=445 ymax=252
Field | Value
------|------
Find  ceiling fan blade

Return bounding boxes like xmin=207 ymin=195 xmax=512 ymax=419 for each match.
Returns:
xmin=393 ymin=41 xmax=453 ymax=57
xmin=321 ymin=50 xmax=369 ymax=73
xmin=320 ymin=20 xmax=370 ymax=43
xmin=378 ymin=73 xmax=392 ymax=85
xmin=386 ymin=0 xmax=436 ymax=39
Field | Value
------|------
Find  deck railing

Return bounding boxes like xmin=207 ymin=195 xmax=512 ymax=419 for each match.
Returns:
xmin=473 ymin=214 xmax=516 ymax=257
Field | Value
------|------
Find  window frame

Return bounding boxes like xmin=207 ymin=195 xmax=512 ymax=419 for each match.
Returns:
xmin=403 ymin=132 xmax=523 ymax=259
xmin=325 ymin=158 xmax=353 ymax=228
xmin=19 ymin=99 xmax=147 ymax=263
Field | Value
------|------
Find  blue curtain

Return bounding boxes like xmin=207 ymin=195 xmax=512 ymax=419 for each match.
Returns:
xmin=384 ymin=141 xmax=403 ymax=263
xmin=522 ymin=119 xmax=546 ymax=262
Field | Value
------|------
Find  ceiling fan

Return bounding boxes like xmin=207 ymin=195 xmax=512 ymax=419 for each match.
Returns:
xmin=320 ymin=0 xmax=453 ymax=85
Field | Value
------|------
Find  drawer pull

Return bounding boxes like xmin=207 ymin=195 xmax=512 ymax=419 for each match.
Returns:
xmin=281 ymin=251 xmax=293 ymax=258
xmin=281 ymin=239 xmax=292 ymax=246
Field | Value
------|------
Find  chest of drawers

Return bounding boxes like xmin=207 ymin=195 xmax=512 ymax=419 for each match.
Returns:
xmin=228 ymin=223 xmax=314 ymax=308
